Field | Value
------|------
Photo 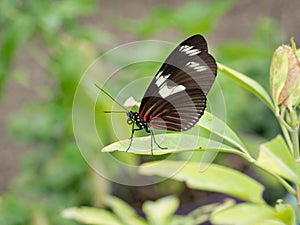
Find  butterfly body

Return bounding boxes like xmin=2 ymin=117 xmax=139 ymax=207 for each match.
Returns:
xmin=127 ymin=111 xmax=150 ymax=132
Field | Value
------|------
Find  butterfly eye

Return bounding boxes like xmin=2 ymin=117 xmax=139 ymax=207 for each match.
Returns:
xmin=127 ymin=118 xmax=133 ymax=125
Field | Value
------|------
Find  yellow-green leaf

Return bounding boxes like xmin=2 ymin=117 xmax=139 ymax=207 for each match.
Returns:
xmin=211 ymin=203 xmax=291 ymax=225
xmin=256 ymin=135 xmax=300 ymax=185
xmin=140 ymin=161 xmax=265 ymax=203
xmin=61 ymin=207 xmax=123 ymax=225
xmin=217 ymin=63 xmax=275 ymax=112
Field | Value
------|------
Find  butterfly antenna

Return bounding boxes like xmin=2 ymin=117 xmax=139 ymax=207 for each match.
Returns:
xmin=94 ymin=83 xmax=129 ymax=113
xmin=104 ymin=111 xmax=127 ymax=113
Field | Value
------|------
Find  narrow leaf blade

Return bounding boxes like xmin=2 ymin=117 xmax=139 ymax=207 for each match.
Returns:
xmin=142 ymin=196 xmax=179 ymax=225
xmin=217 ymin=63 xmax=275 ymax=112
xmin=139 ymin=161 xmax=265 ymax=203
xmin=104 ymin=196 xmax=147 ymax=225
xmin=211 ymin=203 xmax=279 ymax=225
xmin=255 ymin=135 xmax=300 ymax=185
xmin=61 ymin=207 xmax=123 ymax=225
xmin=102 ymin=133 xmax=248 ymax=160
xmin=199 ymin=112 xmax=250 ymax=158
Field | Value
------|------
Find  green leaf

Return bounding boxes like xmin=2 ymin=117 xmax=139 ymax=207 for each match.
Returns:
xmin=217 ymin=63 xmax=275 ymax=112
xmin=187 ymin=199 xmax=235 ymax=225
xmin=102 ymin=112 xmax=254 ymax=161
xmin=61 ymin=207 xmax=123 ymax=225
xmin=275 ymin=200 xmax=296 ymax=225
xmin=104 ymin=196 xmax=147 ymax=225
xmin=142 ymin=196 xmax=179 ymax=225
xmin=210 ymin=203 xmax=293 ymax=225
xmin=102 ymin=133 xmax=252 ymax=160
xmin=255 ymin=135 xmax=300 ymax=185
xmin=198 ymin=112 xmax=251 ymax=159
xmin=139 ymin=161 xmax=265 ymax=203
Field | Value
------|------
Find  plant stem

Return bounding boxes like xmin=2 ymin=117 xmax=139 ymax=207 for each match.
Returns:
xmin=196 ymin=147 xmax=256 ymax=163
xmin=296 ymin=159 xmax=300 ymax=215
xmin=290 ymin=110 xmax=300 ymax=158
xmin=291 ymin=128 xmax=300 ymax=159
xmin=296 ymin=180 xmax=300 ymax=220
xmin=277 ymin=113 xmax=293 ymax=132
xmin=277 ymin=109 xmax=294 ymax=155
xmin=279 ymin=121 xmax=294 ymax=156
xmin=297 ymin=183 xmax=300 ymax=200
xmin=289 ymin=110 xmax=300 ymax=214
xmin=273 ymin=174 xmax=297 ymax=196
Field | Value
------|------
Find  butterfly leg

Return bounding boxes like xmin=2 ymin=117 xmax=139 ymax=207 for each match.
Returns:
xmin=150 ymin=130 xmax=167 ymax=155
xmin=126 ymin=123 xmax=142 ymax=152
xmin=126 ymin=123 xmax=135 ymax=152
xmin=150 ymin=131 xmax=153 ymax=155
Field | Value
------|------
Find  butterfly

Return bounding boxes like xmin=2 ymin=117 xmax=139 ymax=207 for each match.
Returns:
xmin=97 ymin=34 xmax=217 ymax=154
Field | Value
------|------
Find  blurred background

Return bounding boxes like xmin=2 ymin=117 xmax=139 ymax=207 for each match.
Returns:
xmin=0 ymin=0 xmax=300 ymax=224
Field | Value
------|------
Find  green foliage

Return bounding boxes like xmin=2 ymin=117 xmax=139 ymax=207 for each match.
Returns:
xmin=62 ymin=195 xmax=297 ymax=225
xmin=1 ymin=0 xmax=299 ymax=225
xmin=140 ymin=161 xmax=265 ymax=204
xmin=211 ymin=202 xmax=296 ymax=225
xmin=256 ymin=136 xmax=300 ymax=186
xmin=62 ymin=195 xmax=233 ymax=225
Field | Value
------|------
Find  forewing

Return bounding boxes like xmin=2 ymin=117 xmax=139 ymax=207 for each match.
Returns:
xmin=139 ymin=34 xmax=216 ymax=131
xmin=140 ymin=72 xmax=206 ymax=131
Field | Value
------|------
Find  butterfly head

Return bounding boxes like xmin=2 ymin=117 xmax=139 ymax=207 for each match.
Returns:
xmin=126 ymin=111 xmax=133 ymax=125
xmin=127 ymin=111 xmax=149 ymax=131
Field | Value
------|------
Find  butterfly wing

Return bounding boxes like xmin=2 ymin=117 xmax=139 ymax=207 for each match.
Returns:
xmin=139 ymin=34 xmax=217 ymax=131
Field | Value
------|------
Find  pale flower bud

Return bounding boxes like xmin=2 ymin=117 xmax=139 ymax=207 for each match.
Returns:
xmin=270 ymin=42 xmax=300 ymax=111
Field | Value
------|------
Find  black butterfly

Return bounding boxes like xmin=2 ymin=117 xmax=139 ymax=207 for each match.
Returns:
xmin=97 ymin=34 xmax=217 ymax=154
